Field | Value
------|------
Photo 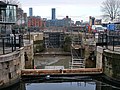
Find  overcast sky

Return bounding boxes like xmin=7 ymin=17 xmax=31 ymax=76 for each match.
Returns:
xmin=19 ymin=0 xmax=105 ymax=21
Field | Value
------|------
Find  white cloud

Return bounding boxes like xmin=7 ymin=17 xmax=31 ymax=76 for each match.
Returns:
xmin=20 ymin=0 xmax=104 ymax=21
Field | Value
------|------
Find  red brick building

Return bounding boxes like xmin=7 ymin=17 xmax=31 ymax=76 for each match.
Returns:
xmin=28 ymin=16 xmax=46 ymax=30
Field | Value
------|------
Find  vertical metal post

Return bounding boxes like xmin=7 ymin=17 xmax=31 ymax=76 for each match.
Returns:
xmin=19 ymin=34 xmax=21 ymax=48
xmin=2 ymin=37 xmax=5 ymax=54
xmin=94 ymin=32 xmax=95 ymax=41
xmin=113 ymin=36 xmax=114 ymax=51
xmin=102 ymin=34 xmax=103 ymax=47
xmin=11 ymin=36 xmax=14 ymax=52
xmin=85 ymin=28 xmax=86 ymax=41
xmin=21 ymin=34 xmax=23 ymax=47
xmin=14 ymin=34 xmax=16 ymax=50
xmin=106 ymin=33 xmax=108 ymax=49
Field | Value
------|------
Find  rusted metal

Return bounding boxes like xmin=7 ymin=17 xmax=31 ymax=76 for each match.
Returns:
xmin=21 ymin=68 xmax=103 ymax=76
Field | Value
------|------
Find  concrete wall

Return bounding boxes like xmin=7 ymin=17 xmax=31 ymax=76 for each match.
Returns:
xmin=24 ymin=40 xmax=34 ymax=69
xmin=0 ymin=47 xmax=25 ymax=89
xmin=103 ymin=50 xmax=120 ymax=80
xmin=24 ymin=32 xmax=43 ymax=41
xmin=31 ymin=33 xmax=43 ymax=41
xmin=96 ymin=46 xmax=103 ymax=69
xmin=20 ymin=47 xmax=25 ymax=69
xmin=0 ymin=39 xmax=34 ymax=88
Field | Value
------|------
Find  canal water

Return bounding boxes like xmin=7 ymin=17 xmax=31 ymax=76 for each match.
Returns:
xmin=1 ymin=78 xmax=120 ymax=90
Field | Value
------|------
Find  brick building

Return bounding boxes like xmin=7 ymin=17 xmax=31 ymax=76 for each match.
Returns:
xmin=28 ymin=16 xmax=46 ymax=31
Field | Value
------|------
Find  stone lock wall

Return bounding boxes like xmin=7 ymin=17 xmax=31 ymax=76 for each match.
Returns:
xmin=103 ymin=50 xmax=120 ymax=80
xmin=24 ymin=40 xmax=34 ymax=69
xmin=96 ymin=46 xmax=103 ymax=69
xmin=0 ymin=48 xmax=25 ymax=88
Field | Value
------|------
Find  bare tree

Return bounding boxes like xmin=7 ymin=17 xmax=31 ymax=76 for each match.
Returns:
xmin=101 ymin=0 xmax=120 ymax=21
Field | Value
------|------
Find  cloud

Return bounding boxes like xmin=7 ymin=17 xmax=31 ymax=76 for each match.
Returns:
xmin=20 ymin=0 xmax=104 ymax=21
xmin=20 ymin=0 xmax=104 ymax=7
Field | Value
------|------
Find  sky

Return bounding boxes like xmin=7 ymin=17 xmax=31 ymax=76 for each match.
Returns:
xmin=19 ymin=0 xmax=105 ymax=22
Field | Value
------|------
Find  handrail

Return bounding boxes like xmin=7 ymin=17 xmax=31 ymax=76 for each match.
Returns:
xmin=21 ymin=68 xmax=103 ymax=76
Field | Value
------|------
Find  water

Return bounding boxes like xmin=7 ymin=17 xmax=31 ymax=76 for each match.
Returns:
xmin=2 ymin=78 xmax=120 ymax=90
xmin=26 ymin=82 xmax=95 ymax=90
xmin=25 ymin=81 xmax=120 ymax=90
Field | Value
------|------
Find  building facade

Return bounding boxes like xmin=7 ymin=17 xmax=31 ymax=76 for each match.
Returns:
xmin=29 ymin=7 xmax=33 ymax=16
xmin=17 ymin=8 xmax=27 ymax=25
xmin=28 ymin=16 xmax=45 ymax=31
xmin=46 ymin=16 xmax=74 ymax=27
xmin=52 ymin=8 xmax=55 ymax=20
xmin=0 ymin=1 xmax=17 ymax=36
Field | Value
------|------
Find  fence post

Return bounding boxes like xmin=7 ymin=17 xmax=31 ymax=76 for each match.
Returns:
xmin=113 ymin=36 xmax=114 ymax=51
xmin=11 ymin=36 xmax=14 ymax=52
xmin=19 ymin=34 xmax=21 ymax=48
xmin=2 ymin=37 xmax=5 ymax=54
xmin=102 ymin=33 xmax=103 ymax=47
xmin=14 ymin=34 xmax=16 ymax=50
xmin=106 ymin=33 xmax=108 ymax=49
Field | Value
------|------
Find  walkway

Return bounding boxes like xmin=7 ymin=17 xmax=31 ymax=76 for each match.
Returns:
xmin=21 ymin=68 xmax=103 ymax=76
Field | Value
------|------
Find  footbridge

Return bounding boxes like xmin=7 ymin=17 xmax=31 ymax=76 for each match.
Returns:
xmin=21 ymin=68 xmax=103 ymax=77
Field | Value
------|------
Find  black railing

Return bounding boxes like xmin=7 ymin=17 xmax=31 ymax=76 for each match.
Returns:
xmin=96 ymin=31 xmax=120 ymax=52
xmin=0 ymin=34 xmax=23 ymax=55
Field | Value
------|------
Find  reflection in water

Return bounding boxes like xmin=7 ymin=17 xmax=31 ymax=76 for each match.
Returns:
xmin=26 ymin=82 xmax=95 ymax=90
xmin=25 ymin=81 xmax=120 ymax=90
xmin=1 ymin=80 xmax=120 ymax=90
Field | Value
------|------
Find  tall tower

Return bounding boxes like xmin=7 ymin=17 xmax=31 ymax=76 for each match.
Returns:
xmin=52 ymin=8 xmax=56 ymax=20
xmin=29 ymin=7 xmax=33 ymax=16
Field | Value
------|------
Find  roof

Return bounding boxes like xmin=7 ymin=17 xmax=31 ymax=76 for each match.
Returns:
xmin=0 ymin=1 xmax=17 ymax=7
xmin=0 ymin=1 xmax=7 ymax=8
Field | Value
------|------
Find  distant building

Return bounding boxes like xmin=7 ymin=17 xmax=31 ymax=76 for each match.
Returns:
xmin=23 ymin=13 xmax=27 ymax=24
xmin=46 ymin=16 xmax=74 ymax=27
xmin=52 ymin=8 xmax=56 ymax=20
xmin=28 ymin=16 xmax=45 ymax=31
xmin=16 ymin=8 xmax=25 ymax=25
xmin=95 ymin=19 xmax=102 ymax=25
xmin=66 ymin=26 xmax=86 ymax=32
xmin=46 ymin=8 xmax=74 ymax=28
xmin=29 ymin=7 xmax=33 ymax=16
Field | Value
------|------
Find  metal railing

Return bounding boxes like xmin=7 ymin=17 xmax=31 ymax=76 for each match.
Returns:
xmin=97 ymin=31 xmax=120 ymax=52
xmin=0 ymin=34 xmax=23 ymax=55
